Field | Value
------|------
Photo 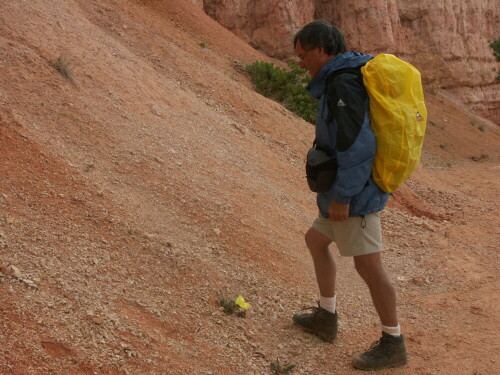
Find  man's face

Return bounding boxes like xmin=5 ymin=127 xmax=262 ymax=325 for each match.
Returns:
xmin=294 ymin=40 xmax=331 ymax=79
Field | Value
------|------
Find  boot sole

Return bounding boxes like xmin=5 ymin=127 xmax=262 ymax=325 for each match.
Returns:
xmin=352 ymin=359 xmax=408 ymax=371
xmin=300 ymin=327 xmax=336 ymax=343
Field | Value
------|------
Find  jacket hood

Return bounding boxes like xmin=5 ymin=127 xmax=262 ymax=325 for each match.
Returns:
xmin=307 ymin=51 xmax=373 ymax=99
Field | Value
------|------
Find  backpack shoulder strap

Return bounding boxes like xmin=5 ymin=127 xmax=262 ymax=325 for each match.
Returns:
xmin=326 ymin=67 xmax=364 ymax=89
xmin=324 ymin=67 xmax=369 ymax=152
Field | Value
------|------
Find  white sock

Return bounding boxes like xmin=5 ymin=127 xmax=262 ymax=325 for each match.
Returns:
xmin=319 ymin=295 xmax=336 ymax=314
xmin=382 ymin=324 xmax=401 ymax=337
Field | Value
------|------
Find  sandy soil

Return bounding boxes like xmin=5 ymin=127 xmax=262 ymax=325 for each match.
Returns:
xmin=0 ymin=1 xmax=498 ymax=374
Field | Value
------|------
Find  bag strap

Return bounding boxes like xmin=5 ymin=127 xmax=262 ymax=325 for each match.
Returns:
xmin=312 ymin=138 xmax=336 ymax=157
xmin=326 ymin=67 xmax=364 ymax=90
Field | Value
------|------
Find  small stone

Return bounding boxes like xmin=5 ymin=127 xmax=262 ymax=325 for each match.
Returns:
xmin=0 ymin=263 xmax=9 ymax=275
xmin=411 ymin=276 xmax=425 ymax=286
xmin=125 ymin=349 xmax=138 ymax=358
xmin=423 ymin=223 xmax=435 ymax=232
xmin=92 ymin=316 xmax=105 ymax=325
xmin=6 ymin=265 xmax=22 ymax=278
xmin=107 ymin=313 xmax=119 ymax=322
xmin=151 ymin=104 xmax=162 ymax=117
xmin=254 ymin=351 xmax=266 ymax=359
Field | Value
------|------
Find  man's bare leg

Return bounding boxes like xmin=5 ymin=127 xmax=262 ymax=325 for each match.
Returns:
xmin=305 ymin=227 xmax=336 ymax=298
xmin=353 ymin=252 xmax=398 ymax=327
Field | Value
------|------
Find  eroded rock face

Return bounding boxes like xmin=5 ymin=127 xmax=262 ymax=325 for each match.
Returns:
xmin=204 ymin=0 xmax=499 ymax=123
xmin=203 ymin=1 xmax=315 ymax=57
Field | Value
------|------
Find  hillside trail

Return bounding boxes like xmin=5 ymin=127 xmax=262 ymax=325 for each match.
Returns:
xmin=0 ymin=0 xmax=499 ymax=374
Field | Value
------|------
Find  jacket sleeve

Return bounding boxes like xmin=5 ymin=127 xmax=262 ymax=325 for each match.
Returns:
xmin=326 ymin=72 xmax=375 ymax=204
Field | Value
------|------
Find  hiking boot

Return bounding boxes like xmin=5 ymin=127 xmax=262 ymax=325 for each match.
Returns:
xmin=292 ymin=305 xmax=338 ymax=342
xmin=352 ymin=332 xmax=408 ymax=371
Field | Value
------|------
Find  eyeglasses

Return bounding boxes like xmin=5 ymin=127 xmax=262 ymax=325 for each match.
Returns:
xmin=298 ymin=49 xmax=312 ymax=61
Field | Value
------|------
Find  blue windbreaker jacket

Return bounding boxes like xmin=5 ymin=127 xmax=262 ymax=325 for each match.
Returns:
xmin=307 ymin=51 xmax=389 ymax=218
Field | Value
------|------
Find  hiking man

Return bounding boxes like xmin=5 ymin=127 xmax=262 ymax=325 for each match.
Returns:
xmin=292 ymin=20 xmax=407 ymax=370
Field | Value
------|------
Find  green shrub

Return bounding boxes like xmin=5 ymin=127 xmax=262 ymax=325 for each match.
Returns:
xmin=270 ymin=358 xmax=296 ymax=374
xmin=246 ymin=61 xmax=318 ymax=123
xmin=52 ymin=53 xmax=73 ymax=80
xmin=489 ymin=38 xmax=500 ymax=79
xmin=489 ymin=39 xmax=500 ymax=62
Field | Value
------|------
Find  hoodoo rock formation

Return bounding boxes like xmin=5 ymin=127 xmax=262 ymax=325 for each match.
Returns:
xmin=203 ymin=0 xmax=500 ymax=123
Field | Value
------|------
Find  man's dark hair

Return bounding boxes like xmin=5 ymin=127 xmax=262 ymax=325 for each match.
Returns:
xmin=293 ymin=20 xmax=346 ymax=55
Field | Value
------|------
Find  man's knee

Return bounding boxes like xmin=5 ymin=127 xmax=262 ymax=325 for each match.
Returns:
xmin=354 ymin=252 xmax=385 ymax=282
xmin=305 ymin=227 xmax=331 ymax=253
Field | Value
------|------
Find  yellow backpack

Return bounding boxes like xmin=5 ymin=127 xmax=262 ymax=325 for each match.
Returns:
xmin=361 ymin=54 xmax=427 ymax=193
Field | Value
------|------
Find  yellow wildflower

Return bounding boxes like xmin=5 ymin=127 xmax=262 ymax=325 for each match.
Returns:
xmin=235 ymin=295 xmax=251 ymax=310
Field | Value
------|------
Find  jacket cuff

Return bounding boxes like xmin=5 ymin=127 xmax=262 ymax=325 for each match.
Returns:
xmin=331 ymin=191 xmax=352 ymax=204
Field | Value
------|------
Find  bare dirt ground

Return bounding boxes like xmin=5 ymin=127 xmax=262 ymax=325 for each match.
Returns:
xmin=0 ymin=1 xmax=498 ymax=374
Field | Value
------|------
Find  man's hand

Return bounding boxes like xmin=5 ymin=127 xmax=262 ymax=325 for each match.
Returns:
xmin=328 ymin=200 xmax=350 ymax=222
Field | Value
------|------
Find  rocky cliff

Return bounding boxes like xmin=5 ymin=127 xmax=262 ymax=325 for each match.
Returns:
xmin=204 ymin=0 xmax=500 ymax=123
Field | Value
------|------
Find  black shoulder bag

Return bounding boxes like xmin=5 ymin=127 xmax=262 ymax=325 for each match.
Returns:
xmin=305 ymin=141 xmax=337 ymax=193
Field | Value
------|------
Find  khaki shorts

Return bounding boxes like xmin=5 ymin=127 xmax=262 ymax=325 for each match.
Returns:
xmin=311 ymin=212 xmax=383 ymax=257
